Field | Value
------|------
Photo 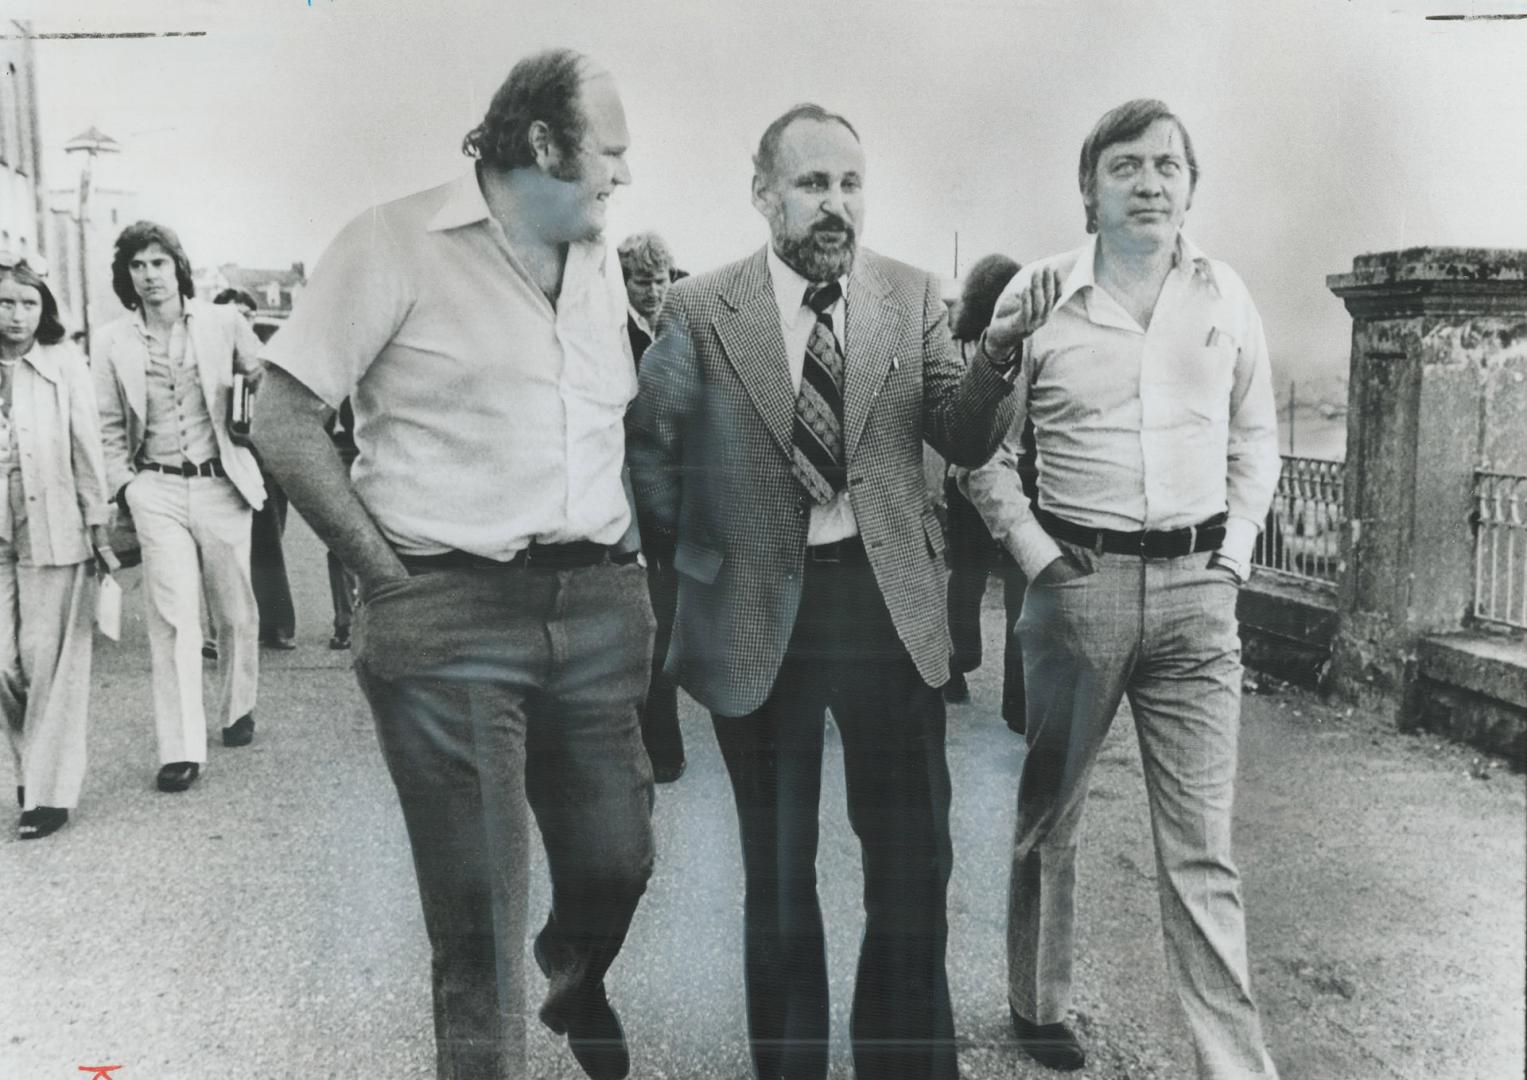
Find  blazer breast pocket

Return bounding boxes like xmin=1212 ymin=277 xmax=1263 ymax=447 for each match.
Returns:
xmin=673 ymin=540 xmax=724 ymax=585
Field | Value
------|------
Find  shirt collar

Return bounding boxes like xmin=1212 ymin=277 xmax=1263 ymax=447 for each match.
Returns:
xmin=766 ymin=244 xmax=847 ymax=326
xmin=627 ymin=306 xmax=653 ymax=338
xmin=1059 ymin=230 xmax=1219 ymax=309
xmin=132 ymin=302 xmax=191 ymax=339
xmin=428 ymin=167 xmax=493 ymax=233
xmin=10 ymin=343 xmax=60 ymax=384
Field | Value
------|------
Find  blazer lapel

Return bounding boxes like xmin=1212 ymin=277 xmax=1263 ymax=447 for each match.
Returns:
xmin=714 ymin=249 xmax=797 ymax=461
xmin=119 ymin=326 xmax=149 ymax=424
xmin=842 ymin=254 xmax=897 ymax=461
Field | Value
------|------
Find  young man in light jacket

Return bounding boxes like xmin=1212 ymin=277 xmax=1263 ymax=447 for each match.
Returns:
xmin=92 ymin=221 xmax=266 ymax=794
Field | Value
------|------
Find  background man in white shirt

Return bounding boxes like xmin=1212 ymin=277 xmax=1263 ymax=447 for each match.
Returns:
xmin=961 ymin=99 xmax=1282 ymax=1077
xmin=253 ymin=50 xmax=653 ymax=1080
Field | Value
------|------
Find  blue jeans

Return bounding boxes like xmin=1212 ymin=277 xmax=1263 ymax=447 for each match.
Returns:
xmin=1010 ymin=544 xmax=1278 ymax=1079
xmin=353 ymin=559 xmax=656 ymax=1080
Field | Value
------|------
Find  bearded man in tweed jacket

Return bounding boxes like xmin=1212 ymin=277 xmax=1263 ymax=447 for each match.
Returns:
xmin=629 ymin=103 xmax=1019 ymax=1080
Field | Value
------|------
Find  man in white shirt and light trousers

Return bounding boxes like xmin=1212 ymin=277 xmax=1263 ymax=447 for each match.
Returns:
xmin=960 ymin=99 xmax=1282 ymax=1078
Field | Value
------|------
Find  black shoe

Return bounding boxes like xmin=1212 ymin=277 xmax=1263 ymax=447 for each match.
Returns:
xmin=652 ymin=758 xmax=686 ymax=784
xmin=328 ymin=629 xmax=350 ymax=650
xmin=222 ymin=713 xmax=255 ymax=747
xmin=1011 ymin=1008 xmax=1086 ymax=1071
xmin=156 ymin=761 xmax=200 ymax=793
xmin=261 ymin=632 xmax=297 ymax=651
xmin=201 ymin=641 xmax=218 ymax=660
xmin=534 ymin=930 xmax=630 ymax=1080
xmin=943 ymin=672 xmax=971 ymax=704
xmin=18 ymin=806 xmax=68 ymax=840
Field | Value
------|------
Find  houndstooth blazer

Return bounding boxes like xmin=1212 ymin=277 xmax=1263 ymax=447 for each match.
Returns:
xmin=628 ymin=246 xmax=1017 ymax=717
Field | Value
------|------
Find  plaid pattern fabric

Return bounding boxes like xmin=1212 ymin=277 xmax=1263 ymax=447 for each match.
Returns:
xmin=629 ymin=246 xmax=1018 ymax=716
xmin=792 ymin=282 xmax=846 ymax=503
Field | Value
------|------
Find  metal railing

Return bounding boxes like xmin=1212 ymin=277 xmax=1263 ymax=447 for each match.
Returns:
xmin=1472 ymin=470 xmax=1527 ymax=630
xmin=1253 ymin=455 xmax=1345 ymax=586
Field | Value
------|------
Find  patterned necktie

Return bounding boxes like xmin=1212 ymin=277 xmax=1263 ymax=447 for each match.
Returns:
xmin=791 ymin=281 xmax=846 ymax=504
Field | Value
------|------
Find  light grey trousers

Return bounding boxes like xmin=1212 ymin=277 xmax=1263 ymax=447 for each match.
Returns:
xmin=1009 ymin=543 xmax=1278 ymax=1080
xmin=0 ymin=546 xmax=95 ymax=810
xmin=126 ymin=471 xmax=257 ymax=764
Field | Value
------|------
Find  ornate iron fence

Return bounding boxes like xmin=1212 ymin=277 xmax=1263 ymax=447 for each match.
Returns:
xmin=1473 ymin=471 xmax=1527 ymax=630
xmin=1252 ymin=455 xmax=1345 ymax=586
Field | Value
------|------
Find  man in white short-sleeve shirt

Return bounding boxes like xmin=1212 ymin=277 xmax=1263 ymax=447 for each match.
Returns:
xmin=254 ymin=49 xmax=654 ymax=1080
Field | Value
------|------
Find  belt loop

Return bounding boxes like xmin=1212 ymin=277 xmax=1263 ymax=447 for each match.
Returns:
xmin=1187 ymin=523 xmax=1197 ymax=556
xmin=1094 ymin=531 xmax=1105 ymax=556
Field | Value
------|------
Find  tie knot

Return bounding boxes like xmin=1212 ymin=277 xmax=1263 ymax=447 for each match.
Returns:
xmin=805 ymin=281 xmax=842 ymax=316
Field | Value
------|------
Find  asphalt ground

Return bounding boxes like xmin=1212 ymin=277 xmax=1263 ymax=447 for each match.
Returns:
xmin=2 ymin=514 xmax=1523 ymax=1080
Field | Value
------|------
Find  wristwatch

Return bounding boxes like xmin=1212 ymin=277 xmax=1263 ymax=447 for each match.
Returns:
xmin=978 ymin=329 xmax=1021 ymax=374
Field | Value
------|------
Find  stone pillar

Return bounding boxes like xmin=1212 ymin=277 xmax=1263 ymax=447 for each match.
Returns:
xmin=1326 ymin=248 xmax=1527 ymax=705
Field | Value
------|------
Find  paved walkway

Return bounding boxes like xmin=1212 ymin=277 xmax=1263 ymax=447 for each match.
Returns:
xmin=2 ymin=517 xmax=1522 ymax=1079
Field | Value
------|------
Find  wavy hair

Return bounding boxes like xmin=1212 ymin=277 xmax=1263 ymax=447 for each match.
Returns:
xmin=461 ymin=48 xmax=589 ymax=176
xmin=111 ymin=221 xmax=196 ymax=311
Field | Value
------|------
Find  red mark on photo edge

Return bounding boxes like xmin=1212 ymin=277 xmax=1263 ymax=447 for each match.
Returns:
xmin=79 ymin=1068 xmax=122 ymax=1079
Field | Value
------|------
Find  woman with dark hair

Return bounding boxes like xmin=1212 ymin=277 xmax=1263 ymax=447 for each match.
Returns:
xmin=945 ymin=254 xmax=1035 ymax=733
xmin=0 ymin=257 xmax=112 ymax=839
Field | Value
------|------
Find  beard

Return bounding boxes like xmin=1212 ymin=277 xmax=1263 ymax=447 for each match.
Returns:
xmin=775 ymin=216 xmax=857 ymax=283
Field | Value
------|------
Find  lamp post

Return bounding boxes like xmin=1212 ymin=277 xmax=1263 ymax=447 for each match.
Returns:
xmin=62 ymin=126 xmax=121 ymax=355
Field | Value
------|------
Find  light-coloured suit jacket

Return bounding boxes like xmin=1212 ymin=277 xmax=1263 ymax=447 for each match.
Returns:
xmin=628 ymin=246 xmax=1016 ymax=717
xmin=92 ymin=299 xmax=266 ymax=510
xmin=8 ymin=341 xmax=110 ymax=566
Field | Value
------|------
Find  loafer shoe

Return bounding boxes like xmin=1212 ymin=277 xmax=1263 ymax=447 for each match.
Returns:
xmin=156 ymin=761 xmax=200 ymax=793
xmin=534 ymin=930 xmax=630 ymax=1080
xmin=1011 ymin=1008 xmax=1086 ymax=1071
xmin=261 ymin=633 xmax=297 ymax=651
xmin=942 ymin=671 xmax=972 ymax=703
xmin=652 ymin=758 xmax=686 ymax=784
xmin=222 ymin=714 xmax=255 ymax=747
xmin=328 ymin=630 xmax=350 ymax=650
xmin=19 ymin=806 xmax=68 ymax=840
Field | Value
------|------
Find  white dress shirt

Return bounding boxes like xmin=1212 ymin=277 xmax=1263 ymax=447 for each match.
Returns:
xmin=262 ymin=168 xmax=636 ymax=560
xmin=960 ymin=233 xmax=1281 ymax=579
xmin=765 ymin=245 xmax=858 ymax=545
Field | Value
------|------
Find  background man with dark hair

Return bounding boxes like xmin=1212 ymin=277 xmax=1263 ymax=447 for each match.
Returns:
xmin=93 ymin=221 xmax=266 ymax=794
xmin=213 ymin=286 xmax=297 ymax=652
xmin=616 ymin=230 xmax=685 ymax=782
xmin=252 ymin=49 xmax=653 ymax=1080
xmin=962 ymin=99 xmax=1281 ymax=1076
xmin=629 ymin=102 xmax=1018 ymax=1080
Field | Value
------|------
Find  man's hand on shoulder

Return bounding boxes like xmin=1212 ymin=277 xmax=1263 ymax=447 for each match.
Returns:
xmin=983 ymin=266 xmax=1065 ymax=362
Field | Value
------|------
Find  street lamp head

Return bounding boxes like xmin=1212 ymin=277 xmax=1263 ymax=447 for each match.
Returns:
xmin=64 ymin=126 xmax=122 ymax=157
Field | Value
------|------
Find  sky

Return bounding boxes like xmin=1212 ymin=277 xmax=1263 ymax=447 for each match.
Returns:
xmin=13 ymin=0 xmax=1527 ymax=399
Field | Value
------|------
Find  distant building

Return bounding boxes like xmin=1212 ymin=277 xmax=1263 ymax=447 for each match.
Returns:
xmin=196 ymin=262 xmax=307 ymax=341
xmin=0 ymin=20 xmax=46 ymax=262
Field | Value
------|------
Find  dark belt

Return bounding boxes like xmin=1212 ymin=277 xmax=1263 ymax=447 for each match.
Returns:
xmin=137 ymin=458 xmax=225 ymax=479
xmin=805 ymin=535 xmax=867 ymax=564
xmin=1034 ymin=506 xmax=1226 ymax=558
xmin=399 ymin=540 xmax=640 ymax=575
